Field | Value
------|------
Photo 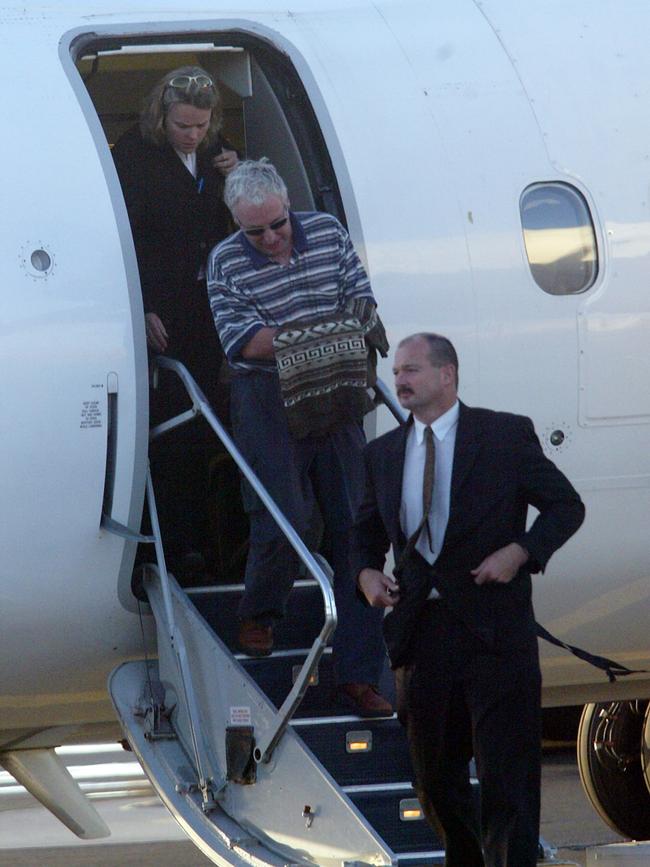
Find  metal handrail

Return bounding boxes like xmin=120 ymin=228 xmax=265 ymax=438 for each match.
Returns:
xmin=372 ymin=376 xmax=408 ymax=425
xmin=144 ymin=468 xmax=217 ymax=811
xmin=149 ymin=356 xmax=337 ymax=766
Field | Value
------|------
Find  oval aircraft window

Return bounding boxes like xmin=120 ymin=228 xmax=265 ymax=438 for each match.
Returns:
xmin=30 ymin=248 xmax=52 ymax=272
xmin=520 ymin=183 xmax=598 ymax=295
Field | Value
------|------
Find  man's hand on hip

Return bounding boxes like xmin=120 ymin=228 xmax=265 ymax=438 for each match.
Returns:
xmin=471 ymin=542 xmax=529 ymax=585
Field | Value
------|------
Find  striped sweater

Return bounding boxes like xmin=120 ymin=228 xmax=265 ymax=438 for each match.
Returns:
xmin=206 ymin=211 xmax=375 ymax=372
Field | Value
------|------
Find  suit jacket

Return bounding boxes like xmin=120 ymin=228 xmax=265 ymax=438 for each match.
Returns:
xmin=351 ymin=402 xmax=585 ymax=668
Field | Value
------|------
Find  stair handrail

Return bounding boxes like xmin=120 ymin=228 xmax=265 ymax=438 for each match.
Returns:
xmin=143 ymin=467 xmax=218 ymax=811
xmin=372 ymin=376 xmax=408 ymax=425
xmin=149 ymin=355 xmax=337 ymax=766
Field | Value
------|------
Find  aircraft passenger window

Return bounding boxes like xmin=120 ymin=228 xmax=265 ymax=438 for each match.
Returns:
xmin=520 ymin=183 xmax=597 ymax=295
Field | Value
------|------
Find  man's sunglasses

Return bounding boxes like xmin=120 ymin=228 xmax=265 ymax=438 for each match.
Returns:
xmin=168 ymin=74 xmax=214 ymax=92
xmin=240 ymin=215 xmax=289 ymax=237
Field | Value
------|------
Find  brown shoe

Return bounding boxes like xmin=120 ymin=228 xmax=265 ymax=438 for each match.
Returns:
xmin=338 ymin=683 xmax=393 ymax=718
xmin=238 ymin=619 xmax=273 ymax=657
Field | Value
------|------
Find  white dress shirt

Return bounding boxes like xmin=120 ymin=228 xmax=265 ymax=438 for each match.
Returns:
xmin=175 ymin=148 xmax=197 ymax=177
xmin=400 ymin=401 xmax=459 ymax=598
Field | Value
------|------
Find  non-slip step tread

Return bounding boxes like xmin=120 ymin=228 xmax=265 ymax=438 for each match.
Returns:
xmin=348 ymin=787 xmax=443 ymax=853
xmin=395 ymin=854 xmax=445 ymax=866
xmin=294 ymin=717 xmax=413 ymax=785
xmin=240 ymin=651 xmax=397 ymax=723
xmin=242 ymin=651 xmax=346 ymax=717
xmin=188 ymin=581 xmax=325 ymax=651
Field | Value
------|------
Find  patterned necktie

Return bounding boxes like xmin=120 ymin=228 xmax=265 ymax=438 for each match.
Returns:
xmin=400 ymin=425 xmax=435 ymax=561
xmin=421 ymin=425 xmax=435 ymax=552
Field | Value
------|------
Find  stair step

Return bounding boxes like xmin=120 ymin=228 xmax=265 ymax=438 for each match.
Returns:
xmin=188 ymin=581 xmax=324 ymax=651
xmin=347 ymin=782 xmax=479 ymax=854
xmin=241 ymin=649 xmax=346 ymax=717
xmin=293 ymin=717 xmax=413 ymax=786
xmin=347 ymin=785 xmax=442 ymax=853
xmin=240 ymin=649 xmax=396 ymax=723
xmin=395 ymin=853 xmax=445 ymax=866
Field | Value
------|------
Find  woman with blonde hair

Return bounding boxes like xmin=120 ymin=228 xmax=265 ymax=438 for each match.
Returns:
xmin=113 ymin=66 xmax=240 ymax=581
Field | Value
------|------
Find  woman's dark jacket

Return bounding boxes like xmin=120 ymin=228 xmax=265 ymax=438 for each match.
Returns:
xmin=112 ymin=126 xmax=232 ymax=417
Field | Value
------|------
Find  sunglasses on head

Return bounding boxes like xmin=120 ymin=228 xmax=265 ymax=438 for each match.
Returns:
xmin=240 ymin=215 xmax=289 ymax=237
xmin=168 ymin=74 xmax=214 ymax=92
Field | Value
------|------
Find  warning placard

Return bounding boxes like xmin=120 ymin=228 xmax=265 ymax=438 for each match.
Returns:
xmin=229 ymin=706 xmax=252 ymax=726
xmin=80 ymin=400 xmax=102 ymax=429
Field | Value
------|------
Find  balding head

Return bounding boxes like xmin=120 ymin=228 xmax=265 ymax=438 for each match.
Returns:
xmin=393 ymin=333 xmax=459 ymax=424
xmin=398 ymin=333 xmax=459 ymax=387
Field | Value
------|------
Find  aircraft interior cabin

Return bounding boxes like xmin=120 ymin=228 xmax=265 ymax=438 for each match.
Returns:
xmin=75 ymin=34 xmax=345 ymax=218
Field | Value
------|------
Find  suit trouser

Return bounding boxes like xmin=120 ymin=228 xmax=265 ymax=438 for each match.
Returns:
xmin=398 ymin=601 xmax=541 ymax=867
xmin=230 ymin=370 xmax=385 ymax=685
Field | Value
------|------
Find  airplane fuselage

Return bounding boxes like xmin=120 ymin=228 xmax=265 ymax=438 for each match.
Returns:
xmin=1 ymin=0 xmax=649 ymax=745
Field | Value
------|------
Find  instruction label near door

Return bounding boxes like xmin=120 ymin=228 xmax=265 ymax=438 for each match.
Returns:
xmin=229 ymin=706 xmax=252 ymax=726
xmin=80 ymin=384 xmax=105 ymax=429
xmin=80 ymin=400 xmax=102 ymax=429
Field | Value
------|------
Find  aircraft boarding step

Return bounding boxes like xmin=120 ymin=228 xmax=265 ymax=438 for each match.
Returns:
xmin=111 ymin=574 xmax=454 ymax=865
xmin=189 ymin=579 xmax=458 ymax=861
xmin=111 ymin=569 xmax=397 ymax=867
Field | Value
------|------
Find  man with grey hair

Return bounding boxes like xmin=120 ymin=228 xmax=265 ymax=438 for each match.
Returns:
xmin=206 ymin=158 xmax=391 ymax=717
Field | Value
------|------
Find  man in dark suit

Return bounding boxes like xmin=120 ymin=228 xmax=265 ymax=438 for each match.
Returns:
xmin=352 ymin=333 xmax=585 ymax=867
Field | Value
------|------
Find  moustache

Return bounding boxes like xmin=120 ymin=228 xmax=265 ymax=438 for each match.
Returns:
xmin=397 ymin=387 xmax=413 ymax=397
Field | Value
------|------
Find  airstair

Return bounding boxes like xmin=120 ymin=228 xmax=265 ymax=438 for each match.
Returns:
xmin=106 ymin=357 xmax=449 ymax=867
